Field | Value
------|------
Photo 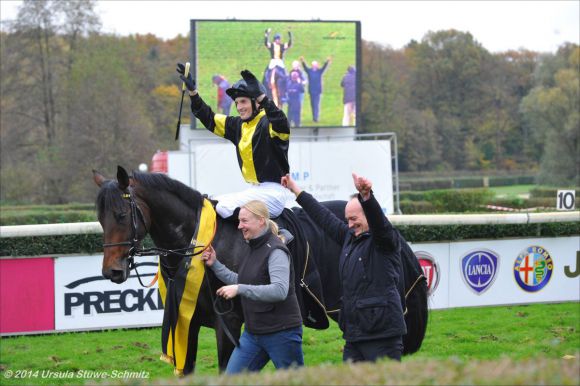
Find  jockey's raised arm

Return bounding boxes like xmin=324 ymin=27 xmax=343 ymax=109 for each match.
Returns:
xmin=176 ymin=65 xmax=293 ymax=219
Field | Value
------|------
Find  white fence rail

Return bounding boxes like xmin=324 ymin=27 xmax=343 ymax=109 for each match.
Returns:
xmin=1 ymin=211 xmax=578 ymax=238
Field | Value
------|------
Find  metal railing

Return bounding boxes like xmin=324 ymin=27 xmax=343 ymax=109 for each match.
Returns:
xmin=1 ymin=211 xmax=577 ymax=238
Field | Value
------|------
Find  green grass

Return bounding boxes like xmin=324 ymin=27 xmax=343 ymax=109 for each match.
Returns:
xmin=1 ymin=303 xmax=578 ymax=385
xmin=488 ymin=184 xmax=536 ymax=198
xmin=0 ymin=203 xmax=96 ymax=225
xmin=413 ymin=303 xmax=580 ymax=360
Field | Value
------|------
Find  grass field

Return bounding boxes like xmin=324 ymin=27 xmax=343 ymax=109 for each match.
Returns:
xmin=1 ymin=302 xmax=578 ymax=385
xmin=0 ymin=203 xmax=96 ymax=225
xmin=488 ymin=185 xmax=536 ymax=199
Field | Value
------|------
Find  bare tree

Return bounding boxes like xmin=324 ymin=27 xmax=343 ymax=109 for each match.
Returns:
xmin=1 ymin=0 xmax=101 ymax=203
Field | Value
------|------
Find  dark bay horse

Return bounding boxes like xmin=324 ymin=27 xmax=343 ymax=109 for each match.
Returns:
xmin=93 ymin=166 xmax=427 ymax=374
xmin=263 ymin=65 xmax=288 ymax=108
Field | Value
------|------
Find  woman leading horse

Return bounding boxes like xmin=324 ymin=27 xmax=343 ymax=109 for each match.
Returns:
xmin=201 ymin=200 xmax=304 ymax=374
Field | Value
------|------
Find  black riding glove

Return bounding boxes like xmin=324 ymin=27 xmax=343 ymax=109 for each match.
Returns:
xmin=176 ymin=63 xmax=196 ymax=92
xmin=241 ymin=70 xmax=262 ymax=99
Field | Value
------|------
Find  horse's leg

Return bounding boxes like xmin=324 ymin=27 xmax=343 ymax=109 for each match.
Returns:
xmin=269 ymin=70 xmax=279 ymax=107
xmin=272 ymin=85 xmax=279 ymax=107
xmin=277 ymin=76 xmax=286 ymax=110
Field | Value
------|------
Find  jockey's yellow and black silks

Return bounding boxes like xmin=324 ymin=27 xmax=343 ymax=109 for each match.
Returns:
xmin=190 ymin=94 xmax=290 ymax=184
xmin=264 ymin=31 xmax=292 ymax=59
xmin=157 ymin=198 xmax=217 ymax=375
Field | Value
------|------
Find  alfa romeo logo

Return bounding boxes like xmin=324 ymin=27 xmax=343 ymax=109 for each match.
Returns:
xmin=513 ymin=245 xmax=553 ymax=292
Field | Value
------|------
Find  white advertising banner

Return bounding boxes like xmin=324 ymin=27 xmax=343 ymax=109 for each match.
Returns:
xmin=51 ymin=236 xmax=578 ymax=332
xmin=411 ymin=236 xmax=580 ymax=310
xmin=192 ymin=144 xmax=247 ymax=195
xmin=54 ymin=255 xmax=163 ymax=331
xmin=189 ymin=141 xmax=394 ymax=214
xmin=167 ymin=151 xmax=192 ymax=187
xmin=288 ymin=141 xmax=394 ymax=214
xmin=409 ymin=242 xmax=450 ymax=310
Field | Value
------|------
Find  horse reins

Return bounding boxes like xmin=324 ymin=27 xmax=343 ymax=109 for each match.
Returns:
xmin=101 ymin=187 xmax=210 ymax=287
xmin=101 ymin=188 xmax=148 ymax=256
xmin=101 ymin=189 xmax=238 ymax=347
xmin=300 ymin=242 xmax=428 ymax=317
xmin=299 ymin=241 xmax=340 ymax=315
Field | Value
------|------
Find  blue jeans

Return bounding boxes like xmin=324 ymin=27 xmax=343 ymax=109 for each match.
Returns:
xmin=226 ymin=326 xmax=304 ymax=374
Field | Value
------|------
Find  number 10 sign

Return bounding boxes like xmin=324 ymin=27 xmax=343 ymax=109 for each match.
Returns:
xmin=557 ymin=190 xmax=576 ymax=210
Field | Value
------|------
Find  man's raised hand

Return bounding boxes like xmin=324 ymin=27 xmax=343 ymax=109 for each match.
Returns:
xmin=281 ymin=174 xmax=302 ymax=197
xmin=352 ymin=173 xmax=372 ymax=200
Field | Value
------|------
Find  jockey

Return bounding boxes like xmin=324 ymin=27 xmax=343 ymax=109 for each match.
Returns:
xmin=264 ymin=28 xmax=292 ymax=70
xmin=177 ymin=64 xmax=292 ymax=219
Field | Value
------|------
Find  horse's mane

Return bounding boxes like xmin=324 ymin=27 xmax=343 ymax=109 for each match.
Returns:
xmin=132 ymin=171 xmax=204 ymax=210
xmin=96 ymin=172 xmax=204 ymax=215
xmin=96 ymin=180 xmax=126 ymax=215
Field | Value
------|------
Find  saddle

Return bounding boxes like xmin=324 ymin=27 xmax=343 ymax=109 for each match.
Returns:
xmin=274 ymin=208 xmax=329 ymax=330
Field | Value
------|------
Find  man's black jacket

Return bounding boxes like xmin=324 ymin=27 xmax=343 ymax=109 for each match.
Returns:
xmin=296 ymin=191 xmax=407 ymax=342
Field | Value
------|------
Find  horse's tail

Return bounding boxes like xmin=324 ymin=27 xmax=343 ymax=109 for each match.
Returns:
xmin=399 ymin=231 xmax=429 ymax=355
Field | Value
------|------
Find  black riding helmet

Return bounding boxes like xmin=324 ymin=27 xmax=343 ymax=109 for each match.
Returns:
xmin=226 ymin=79 xmax=267 ymax=100
xmin=226 ymin=79 xmax=267 ymax=120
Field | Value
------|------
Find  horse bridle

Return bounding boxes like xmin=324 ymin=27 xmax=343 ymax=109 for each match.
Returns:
xmin=101 ymin=187 xmax=209 ymax=286
xmin=101 ymin=187 xmax=156 ymax=287
xmin=102 ymin=188 xmax=148 ymax=257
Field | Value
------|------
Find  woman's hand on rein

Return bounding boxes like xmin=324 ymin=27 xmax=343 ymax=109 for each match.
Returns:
xmin=201 ymin=245 xmax=216 ymax=266
xmin=216 ymin=285 xmax=239 ymax=300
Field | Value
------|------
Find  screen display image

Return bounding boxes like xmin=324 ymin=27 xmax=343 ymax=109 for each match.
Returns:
xmin=191 ymin=20 xmax=360 ymax=128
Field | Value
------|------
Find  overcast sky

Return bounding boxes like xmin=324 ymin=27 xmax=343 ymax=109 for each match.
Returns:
xmin=1 ymin=0 xmax=578 ymax=53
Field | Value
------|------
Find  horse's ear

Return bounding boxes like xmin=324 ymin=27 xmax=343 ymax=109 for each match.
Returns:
xmin=129 ymin=170 xmax=138 ymax=187
xmin=117 ymin=166 xmax=130 ymax=191
xmin=93 ymin=170 xmax=106 ymax=187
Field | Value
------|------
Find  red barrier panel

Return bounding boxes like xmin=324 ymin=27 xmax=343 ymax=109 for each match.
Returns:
xmin=0 ymin=258 xmax=55 ymax=334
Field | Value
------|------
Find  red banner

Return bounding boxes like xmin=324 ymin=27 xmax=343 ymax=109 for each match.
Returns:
xmin=0 ymin=258 xmax=55 ymax=334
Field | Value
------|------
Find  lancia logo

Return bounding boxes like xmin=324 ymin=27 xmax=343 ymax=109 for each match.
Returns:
xmin=460 ymin=249 xmax=500 ymax=295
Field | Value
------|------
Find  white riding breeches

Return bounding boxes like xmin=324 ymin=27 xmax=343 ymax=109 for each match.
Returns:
xmin=268 ymin=58 xmax=286 ymax=69
xmin=213 ymin=182 xmax=293 ymax=218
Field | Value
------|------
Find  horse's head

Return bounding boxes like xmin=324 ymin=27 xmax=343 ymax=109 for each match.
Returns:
xmin=93 ymin=166 xmax=150 ymax=284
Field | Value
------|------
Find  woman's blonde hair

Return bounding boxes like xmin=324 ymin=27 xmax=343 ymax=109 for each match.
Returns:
xmin=241 ymin=200 xmax=280 ymax=238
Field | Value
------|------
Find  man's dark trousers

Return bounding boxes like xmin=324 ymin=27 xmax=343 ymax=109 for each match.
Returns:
xmin=310 ymin=93 xmax=321 ymax=121
xmin=343 ymin=335 xmax=403 ymax=362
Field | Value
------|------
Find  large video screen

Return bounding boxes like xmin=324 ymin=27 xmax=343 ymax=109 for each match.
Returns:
xmin=190 ymin=20 xmax=360 ymax=129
